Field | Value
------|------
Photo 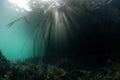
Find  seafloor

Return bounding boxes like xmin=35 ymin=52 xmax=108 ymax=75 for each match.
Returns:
xmin=0 ymin=51 xmax=120 ymax=80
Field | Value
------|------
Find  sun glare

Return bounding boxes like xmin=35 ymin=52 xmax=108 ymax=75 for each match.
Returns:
xmin=41 ymin=0 xmax=52 ymax=2
xmin=9 ymin=0 xmax=32 ymax=12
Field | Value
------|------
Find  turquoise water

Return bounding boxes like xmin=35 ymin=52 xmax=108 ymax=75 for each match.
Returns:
xmin=0 ymin=0 xmax=33 ymax=61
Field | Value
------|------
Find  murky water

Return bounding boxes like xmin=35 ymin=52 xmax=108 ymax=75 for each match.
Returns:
xmin=0 ymin=0 xmax=120 ymax=80
xmin=0 ymin=0 xmax=33 ymax=60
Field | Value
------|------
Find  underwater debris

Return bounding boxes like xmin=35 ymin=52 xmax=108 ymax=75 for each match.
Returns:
xmin=1 ymin=50 xmax=120 ymax=80
xmin=1 ymin=52 xmax=120 ymax=80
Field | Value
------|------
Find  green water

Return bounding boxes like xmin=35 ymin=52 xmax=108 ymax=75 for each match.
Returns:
xmin=0 ymin=0 xmax=34 ymax=61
